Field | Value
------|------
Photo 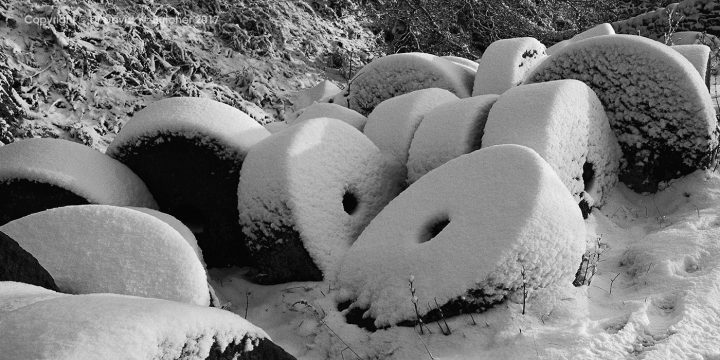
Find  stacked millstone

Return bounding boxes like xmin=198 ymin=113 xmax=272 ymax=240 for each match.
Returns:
xmin=107 ymin=97 xmax=270 ymax=267
xmin=406 ymin=95 xmax=499 ymax=184
xmin=0 ymin=231 xmax=58 ymax=291
xmin=472 ymin=37 xmax=547 ymax=96
xmin=526 ymin=34 xmax=718 ymax=192
xmin=363 ymin=88 xmax=459 ymax=176
xmin=238 ymin=118 xmax=404 ymax=284
xmin=337 ymin=145 xmax=586 ymax=327
xmin=0 ymin=138 xmax=158 ymax=226
xmin=1 ymin=205 xmax=211 ymax=306
xmin=482 ymin=80 xmax=622 ymax=215
xmin=346 ymin=53 xmax=474 ymax=115
xmin=0 ymin=283 xmax=296 ymax=360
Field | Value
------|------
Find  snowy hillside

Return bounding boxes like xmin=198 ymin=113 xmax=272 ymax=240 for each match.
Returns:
xmin=4 ymin=1 xmax=720 ymax=359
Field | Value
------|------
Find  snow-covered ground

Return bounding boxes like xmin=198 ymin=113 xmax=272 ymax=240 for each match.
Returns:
xmin=210 ymin=169 xmax=720 ymax=359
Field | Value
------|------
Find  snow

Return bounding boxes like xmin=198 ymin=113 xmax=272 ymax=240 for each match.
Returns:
xmin=106 ymin=97 xmax=270 ymax=161
xmin=347 ymin=53 xmax=474 ymax=115
xmin=238 ymin=117 xmax=404 ymax=280
xmin=364 ymin=88 xmax=459 ymax=167
xmin=127 ymin=207 xmax=206 ymax=268
xmin=406 ymin=95 xmax=499 ymax=184
xmin=672 ymin=44 xmax=711 ymax=84
xmin=526 ymin=34 xmax=718 ymax=192
xmin=0 ymin=282 xmax=65 ymax=315
xmin=0 ymin=138 xmax=157 ymax=209
xmin=441 ymin=56 xmax=479 ymax=72
xmin=289 ymin=80 xmax=342 ymax=111
xmin=264 ymin=121 xmax=290 ymax=134
xmin=287 ymin=102 xmax=367 ymax=130
xmin=337 ymin=144 xmax=586 ymax=326
xmin=0 ymin=291 xmax=269 ymax=360
xmin=0 ymin=205 xmax=210 ymax=306
xmin=547 ymin=23 xmax=615 ymax=55
xmin=472 ymin=37 xmax=547 ymax=96
xmin=482 ymin=80 xmax=621 ymax=208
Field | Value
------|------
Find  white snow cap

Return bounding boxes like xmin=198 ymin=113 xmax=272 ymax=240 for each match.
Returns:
xmin=0 ymin=138 xmax=157 ymax=209
xmin=547 ymin=23 xmax=615 ymax=55
xmin=473 ymin=37 xmax=547 ymax=96
xmin=264 ymin=121 xmax=290 ymax=134
xmin=106 ymin=97 xmax=269 ymax=161
xmin=238 ymin=118 xmax=404 ymax=279
xmin=364 ymin=88 xmax=459 ymax=167
xmin=337 ymin=144 xmax=586 ymax=326
xmin=287 ymin=102 xmax=367 ymax=131
xmin=347 ymin=53 xmax=474 ymax=115
xmin=0 ymin=282 xmax=65 ymax=315
xmin=0 ymin=292 xmax=270 ymax=360
xmin=0 ymin=205 xmax=210 ymax=306
xmin=441 ymin=55 xmax=479 ymax=72
xmin=482 ymin=80 xmax=621 ymax=207
xmin=526 ymin=34 xmax=718 ymax=192
xmin=406 ymin=95 xmax=499 ymax=184
xmin=672 ymin=44 xmax=711 ymax=85
xmin=127 ymin=206 xmax=206 ymax=268
xmin=290 ymin=80 xmax=342 ymax=111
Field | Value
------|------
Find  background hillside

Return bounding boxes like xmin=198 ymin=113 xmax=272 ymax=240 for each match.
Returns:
xmin=0 ymin=0 xmax=690 ymax=151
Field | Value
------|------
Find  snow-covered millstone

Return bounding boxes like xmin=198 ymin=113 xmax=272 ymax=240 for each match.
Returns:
xmin=364 ymin=88 xmax=459 ymax=169
xmin=526 ymin=34 xmax=719 ymax=193
xmin=106 ymin=97 xmax=270 ymax=268
xmin=441 ymin=55 xmax=479 ymax=72
xmin=0 ymin=138 xmax=157 ymax=226
xmin=337 ymin=144 xmax=586 ymax=327
xmin=482 ymin=80 xmax=621 ymax=213
xmin=546 ymin=23 xmax=615 ymax=55
xmin=406 ymin=95 xmax=499 ymax=184
xmin=0 ymin=291 xmax=296 ymax=360
xmin=0 ymin=205 xmax=211 ymax=306
xmin=672 ymin=44 xmax=711 ymax=89
xmin=290 ymin=79 xmax=342 ymax=111
xmin=472 ymin=37 xmax=547 ymax=96
xmin=0 ymin=231 xmax=58 ymax=291
xmin=287 ymin=102 xmax=367 ymax=131
xmin=238 ymin=118 xmax=403 ymax=284
xmin=347 ymin=53 xmax=474 ymax=115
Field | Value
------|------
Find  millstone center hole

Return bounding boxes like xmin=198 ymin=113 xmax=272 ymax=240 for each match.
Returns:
xmin=343 ymin=191 xmax=359 ymax=215
xmin=583 ymin=162 xmax=596 ymax=192
xmin=420 ymin=215 xmax=450 ymax=243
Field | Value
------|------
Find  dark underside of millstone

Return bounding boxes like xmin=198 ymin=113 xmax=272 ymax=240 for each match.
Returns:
xmin=0 ymin=179 xmax=90 ymax=226
xmin=340 ymin=286 xmax=507 ymax=332
xmin=619 ymin=146 xmax=701 ymax=193
xmin=246 ymin=225 xmax=323 ymax=285
xmin=206 ymin=337 xmax=297 ymax=360
xmin=0 ymin=230 xmax=59 ymax=291
xmin=112 ymin=136 xmax=250 ymax=268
